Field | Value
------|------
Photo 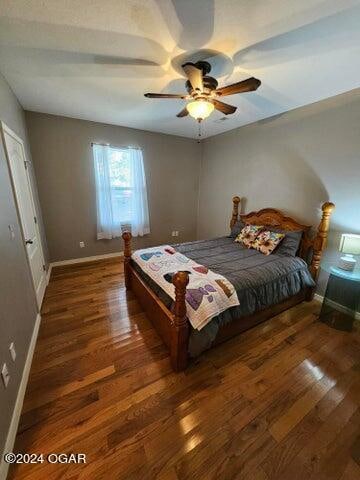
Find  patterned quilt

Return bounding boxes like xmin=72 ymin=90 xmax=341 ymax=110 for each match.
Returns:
xmin=131 ymin=245 xmax=240 ymax=330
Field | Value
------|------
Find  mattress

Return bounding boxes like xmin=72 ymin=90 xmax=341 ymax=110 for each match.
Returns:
xmin=131 ymin=236 xmax=315 ymax=357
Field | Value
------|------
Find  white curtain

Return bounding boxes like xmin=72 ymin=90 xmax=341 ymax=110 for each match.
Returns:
xmin=129 ymin=148 xmax=150 ymax=237
xmin=93 ymin=144 xmax=150 ymax=239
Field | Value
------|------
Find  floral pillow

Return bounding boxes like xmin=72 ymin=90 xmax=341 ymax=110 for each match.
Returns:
xmin=253 ymin=230 xmax=285 ymax=255
xmin=235 ymin=224 xmax=264 ymax=248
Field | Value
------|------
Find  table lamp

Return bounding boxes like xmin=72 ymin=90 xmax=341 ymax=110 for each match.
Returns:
xmin=338 ymin=233 xmax=360 ymax=271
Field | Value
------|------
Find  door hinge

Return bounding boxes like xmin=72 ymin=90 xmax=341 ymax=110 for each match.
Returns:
xmin=24 ymin=160 xmax=28 ymax=169
xmin=43 ymin=264 xmax=46 ymax=272
xmin=34 ymin=216 xmax=37 ymax=224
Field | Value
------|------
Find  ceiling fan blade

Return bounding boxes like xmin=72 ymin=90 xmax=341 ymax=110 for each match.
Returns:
xmin=211 ymin=99 xmax=237 ymax=115
xmin=182 ymin=62 xmax=203 ymax=92
xmin=215 ymin=77 xmax=261 ymax=96
xmin=176 ymin=107 xmax=189 ymax=118
xmin=144 ymin=93 xmax=187 ymax=98
xmin=94 ymin=55 xmax=159 ymax=66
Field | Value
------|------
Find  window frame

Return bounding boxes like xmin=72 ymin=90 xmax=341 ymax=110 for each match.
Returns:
xmin=92 ymin=142 xmax=149 ymax=238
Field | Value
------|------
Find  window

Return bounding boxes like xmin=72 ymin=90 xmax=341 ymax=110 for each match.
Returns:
xmin=108 ymin=148 xmax=132 ymax=225
xmin=93 ymin=144 xmax=150 ymax=239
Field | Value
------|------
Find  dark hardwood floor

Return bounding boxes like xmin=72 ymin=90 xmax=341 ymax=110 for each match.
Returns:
xmin=8 ymin=259 xmax=360 ymax=480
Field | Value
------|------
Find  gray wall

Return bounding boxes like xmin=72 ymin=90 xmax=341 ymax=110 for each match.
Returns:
xmin=25 ymin=112 xmax=201 ymax=262
xmin=198 ymin=89 xmax=360 ymax=293
xmin=0 ymin=74 xmax=40 ymax=455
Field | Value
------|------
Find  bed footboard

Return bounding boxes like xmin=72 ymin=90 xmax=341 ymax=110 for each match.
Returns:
xmin=122 ymin=231 xmax=132 ymax=289
xmin=171 ymin=271 xmax=190 ymax=371
xmin=122 ymin=232 xmax=190 ymax=371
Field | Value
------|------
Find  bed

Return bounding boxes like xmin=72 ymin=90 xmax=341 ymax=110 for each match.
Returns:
xmin=122 ymin=197 xmax=335 ymax=371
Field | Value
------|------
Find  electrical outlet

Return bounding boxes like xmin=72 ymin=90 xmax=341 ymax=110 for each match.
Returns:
xmin=79 ymin=241 xmax=85 ymax=248
xmin=9 ymin=342 xmax=16 ymax=362
xmin=171 ymin=231 xmax=176 ymax=237
xmin=1 ymin=363 xmax=10 ymax=388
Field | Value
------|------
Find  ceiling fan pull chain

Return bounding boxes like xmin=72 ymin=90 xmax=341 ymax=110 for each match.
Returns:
xmin=197 ymin=119 xmax=202 ymax=143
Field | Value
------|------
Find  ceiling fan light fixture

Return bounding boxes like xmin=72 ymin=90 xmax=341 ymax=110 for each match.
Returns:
xmin=186 ymin=99 xmax=214 ymax=120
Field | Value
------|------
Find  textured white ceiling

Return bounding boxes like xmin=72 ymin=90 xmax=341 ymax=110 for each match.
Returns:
xmin=0 ymin=0 xmax=359 ymax=138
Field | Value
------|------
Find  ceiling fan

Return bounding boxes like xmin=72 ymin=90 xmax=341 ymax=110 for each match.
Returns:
xmin=144 ymin=60 xmax=261 ymax=122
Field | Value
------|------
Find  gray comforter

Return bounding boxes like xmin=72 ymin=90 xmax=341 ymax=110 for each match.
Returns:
xmin=131 ymin=237 xmax=315 ymax=357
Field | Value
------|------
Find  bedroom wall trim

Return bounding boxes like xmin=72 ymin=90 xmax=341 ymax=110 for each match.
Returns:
xmin=46 ymin=264 xmax=52 ymax=285
xmin=50 ymin=251 xmax=123 ymax=267
xmin=314 ymin=293 xmax=360 ymax=320
xmin=0 ymin=313 xmax=41 ymax=480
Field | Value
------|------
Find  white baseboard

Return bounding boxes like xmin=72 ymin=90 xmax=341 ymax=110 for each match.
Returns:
xmin=314 ymin=293 xmax=360 ymax=320
xmin=0 ymin=313 xmax=41 ymax=480
xmin=50 ymin=251 xmax=123 ymax=267
xmin=46 ymin=264 xmax=52 ymax=285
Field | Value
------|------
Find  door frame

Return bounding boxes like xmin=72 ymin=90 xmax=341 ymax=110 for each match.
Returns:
xmin=0 ymin=121 xmax=47 ymax=308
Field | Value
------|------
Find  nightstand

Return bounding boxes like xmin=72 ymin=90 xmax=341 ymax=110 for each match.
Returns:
xmin=319 ymin=262 xmax=360 ymax=331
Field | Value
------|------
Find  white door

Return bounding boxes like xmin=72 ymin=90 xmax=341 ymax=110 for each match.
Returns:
xmin=1 ymin=122 xmax=46 ymax=307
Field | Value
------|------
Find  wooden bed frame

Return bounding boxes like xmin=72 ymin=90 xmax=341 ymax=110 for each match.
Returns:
xmin=122 ymin=197 xmax=335 ymax=371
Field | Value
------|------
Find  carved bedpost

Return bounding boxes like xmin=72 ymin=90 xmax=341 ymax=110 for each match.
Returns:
xmin=309 ymin=202 xmax=335 ymax=291
xmin=122 ymin=231 xmax=132 ymax=289
xmin=230 ymin=196 xmax=241 ymax=229
xmin=171 ymin=271 xmax=190 ymax=371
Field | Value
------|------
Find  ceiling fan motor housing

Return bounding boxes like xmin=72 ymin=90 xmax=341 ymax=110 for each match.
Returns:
xmin=186 ymin=76 xmax=218 ymax=95
xmin=194 ymin=60 xmax=212 ymax=75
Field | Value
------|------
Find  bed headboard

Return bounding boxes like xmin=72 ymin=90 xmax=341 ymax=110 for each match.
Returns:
xmin=230 ymin=196 xmax=335 ymax=282
xmin=240 ymin=207 xmax=311 ymax=233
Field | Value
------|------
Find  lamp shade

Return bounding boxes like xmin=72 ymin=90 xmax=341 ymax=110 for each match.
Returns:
xmin=339 ymin=233 xmax=360 ymax=255
xmin=186 ymin=100 xmax=214 ymax=120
